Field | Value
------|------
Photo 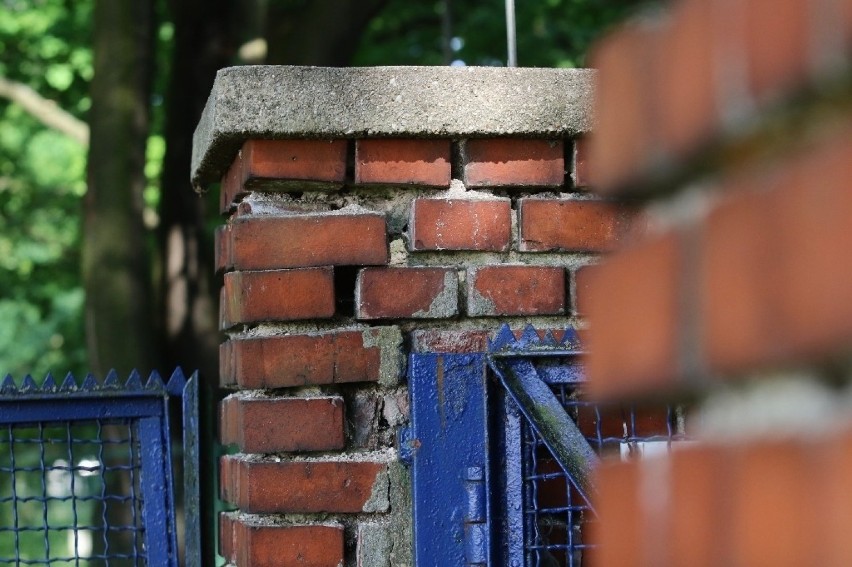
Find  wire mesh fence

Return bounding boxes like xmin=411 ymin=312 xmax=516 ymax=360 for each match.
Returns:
xmin=520 ymin=384 xmax=689 ymax=567
xmin=0 ymin=420 xmax=146 ymax=566
xmin=0 ymin=370 xmax=198 ymax=567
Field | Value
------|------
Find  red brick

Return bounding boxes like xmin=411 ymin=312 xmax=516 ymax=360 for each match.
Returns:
xmin=587 ymin=22 xmax=662 ymax=193
xmin=221 ymin=455 xmax=386 ymax=513
xmin=220 ymin=328 xmax=398 ymax=389
xmin=355 ymin=139 xmax=451 ymax=186
xmin=667 ymin=445 xmax=727 ymax=567
xmin=744 ymin=0 xmax=811 ymax=102
xmin=591 ymin=459 xmax=643 ymax=567
xmin=701 ymin=185 xmax=782 ymax=374
xmin=579 ymin=234 xmax=681 ymax=399
xmin=410 ymin=329 xmax=490 ymax=353
xmin=220 ymin=140 xmax=347 ymax=212
xmin=221 ymin=268 xmax=335 ymax=328
xmin=657 ymin=0 xmax=718 ymax=158
xmin=410 ymin=198 xmax=511 ymax=252
xmin=463 ymin=139 xmax=564 ymax=188
xmin=467 ymin=265 xmax=565 ymax=316
xmin=730 ymin=440 xmax=815 ymax=567
xmin=220 ymin=395 xmax=344 ymax=453
xmin=225 ymin=212 xmax=388 ymax=271
xmin=702 ymin=128 xmax=852 ymax=375
xmin=215 ymin=224 xmax=232 ymax=274
xmin=227 ymin=515 xmax=344 ymax=567
xmin=220 ymin=512 xmax=236 ymax=562
xmin=356 ymin=267 xmax=458 ymax=319
xmin=519 ymin=199 xmax=637 ymax=253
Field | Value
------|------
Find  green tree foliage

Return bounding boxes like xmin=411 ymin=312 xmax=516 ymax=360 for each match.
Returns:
xmin=0 ymin=0 xmax=645 ymax=377
xmin=0 ymin=0 xmax=92 ymax=379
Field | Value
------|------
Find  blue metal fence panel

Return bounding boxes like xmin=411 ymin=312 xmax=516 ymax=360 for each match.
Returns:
xmin=408 ymin=353 xmax=491 ymax=566
xmin=0 ymin=369 xmax=198 ymax=566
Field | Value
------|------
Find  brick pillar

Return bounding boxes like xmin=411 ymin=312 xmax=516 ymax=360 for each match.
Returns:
xmin=192 ymin=66 xmax=634 ymax=565
xmin=582 ymin=0 xmax=852 ymax=564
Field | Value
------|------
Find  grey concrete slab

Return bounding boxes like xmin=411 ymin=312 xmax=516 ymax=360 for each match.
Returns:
xmin=192 ymin=66 xmax=595 ymax=188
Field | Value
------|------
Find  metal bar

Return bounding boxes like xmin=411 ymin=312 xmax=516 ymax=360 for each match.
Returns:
xmin=409 ymin=353 xmax=490 ymax=566
xmin=505 ymin=0 xmax=517 ymax=66
xmin=488 ymin=357 xmax=599 ymax=502
xmin=138 ymin=415 xmax=174 ymax=566
xmin=183 ymin=373 xmax=200 ymax=567
xmin=0 ymin=398 xmax=163 ymax=424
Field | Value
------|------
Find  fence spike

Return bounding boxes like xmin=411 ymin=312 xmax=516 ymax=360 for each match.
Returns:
xmin=59 ymin=373 xmax=77 ymax=391
xmin=103 ymin=369 xmax=120 ymax=388
xmin=166 ymin=367 xmax=187 ymax=396
xmin=145 ymin=370 xmax=165 ymax=390
xmin=489 ymin=324 xmax=517 ymax=350
xmin=561 ymin=327 xmax=581 ymax=349
xmin=124 ymin=369 xmax=143 ymax=390
xmin=517 ymin=325 xmax=540 ymax=348
xmin=540 ymin=329 xmax=559 ymax=347
xmin=41 ymin=373 xmax=57 ymax=391
xmin=81 ymin=374 xmax=99 ymax=390
xmin=1 ymin=375 xmax=17 ymax=393
xmin=21 ymin=375 xmax=38 ymax=391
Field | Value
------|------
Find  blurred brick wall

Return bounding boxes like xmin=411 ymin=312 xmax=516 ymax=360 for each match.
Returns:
xmin=583 ymin=0 xmax=852 ymax=565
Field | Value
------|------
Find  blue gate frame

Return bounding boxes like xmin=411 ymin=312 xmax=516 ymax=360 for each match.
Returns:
xmin=0 ymin=369 xmax=199 ymax=566
xmin=405 ymin=325 xmax=686 ymax=566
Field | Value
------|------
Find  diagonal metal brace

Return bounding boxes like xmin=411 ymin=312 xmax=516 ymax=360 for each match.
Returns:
xmin=488 ymin=357 xmax=599 ymax=503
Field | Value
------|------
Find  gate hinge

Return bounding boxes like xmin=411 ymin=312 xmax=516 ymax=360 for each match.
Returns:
xmin=464 ymin=466 xmax=488 ymax=566
xmin=397 ymin=426 xmax=418 ymax=466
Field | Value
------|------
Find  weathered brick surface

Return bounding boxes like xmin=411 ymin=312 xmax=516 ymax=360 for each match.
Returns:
xmin=593 ymin=433 xmax=852 ymax=566
xmin=463 ymin=139 xmax=565 ymax=188
xmin=220 ymin=139 xmax=347 ymax=211
xmin=355 ymin=139 xmax=451 ymax=186
xmin=221 ymin=455 xmax=386 ymax=514
xmin=221 ymin=513 xmax=345 ymax=567
xmin=410 ymin=329 xmax=490 ymax=354
xmin=220 ymin=328 xmax=399 ymax=389
xmin=223 ymin=212 xmax=388 ymax=271
xmin=220 ymin=395 xmax=344 ymax=453
xmin=215 ymin=224 xmax=232 ymax=274
xmin=578 ymin=234 xmax=681 ymax=398
xmin=587 ymin=24 xmax=657 ymax=193
xmin=518 ymin=198 xmax=637 ymax=252
xmin=221 ymin=268 xmax=335 ymax=327
xmin=410 ymin=198 xmax=511 ymax=251
xmin=356 ymin=267 xmax=458 ymax=319
xmin=467 ymin=265 xmax=565 ymax=316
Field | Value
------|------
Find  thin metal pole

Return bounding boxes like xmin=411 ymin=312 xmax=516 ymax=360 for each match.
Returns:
xmin=505 ymin=0 xmax=517 ymax=67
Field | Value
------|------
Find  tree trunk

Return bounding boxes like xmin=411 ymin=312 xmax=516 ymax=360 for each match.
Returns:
xmin=266 ymin=0 xmax=389 ymax=65
xmin=83 ymin=0 xmax=156 ymax=378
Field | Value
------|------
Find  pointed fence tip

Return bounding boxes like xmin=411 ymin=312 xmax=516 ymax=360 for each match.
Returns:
xmin=41 ymin=373 xmax=57 ymax=391
xmin=123 ymin=369 xmax=143 ymax=390
xmin=59 ymin=373 xmax=77 ymax=391
xmin=145 ymin=370 xmax=165 ymax=390
xmin=489 ymin=324 xmax=517 ymax=350
xmin=21 ymin=375 xmax=38 ymax=391
xmin=166 ymin=367 xmax=187 ymax=395
xmin=81 ymin=374 xmax=99 ymax=391
xmin=103 ymin=369 xmax=120 ymax=388
xmin=1 ymin=374 xmax=17 ymax=393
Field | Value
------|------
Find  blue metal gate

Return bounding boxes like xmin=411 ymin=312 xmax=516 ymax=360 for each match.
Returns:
xmin=405 ymin=325 xmax=688 ymax=566
xmin=0 ymin=369 xmax=199 ymax=566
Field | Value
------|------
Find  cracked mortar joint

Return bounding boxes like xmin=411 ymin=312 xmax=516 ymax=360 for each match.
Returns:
xmin=362 ymin=326 xmax=403 ymax=387
xmin=412 ymin=270 xmax=459 ymax=319
xmin=362 ymin=468 xmax=390 ymax=513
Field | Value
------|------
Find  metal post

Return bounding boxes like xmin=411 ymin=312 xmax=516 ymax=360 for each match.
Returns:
xmin=505 ymin=0 xmax=517 ymax=67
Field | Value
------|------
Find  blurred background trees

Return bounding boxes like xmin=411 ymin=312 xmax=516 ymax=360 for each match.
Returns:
xmin=0 ymin=0 xmax=644 ymax=381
